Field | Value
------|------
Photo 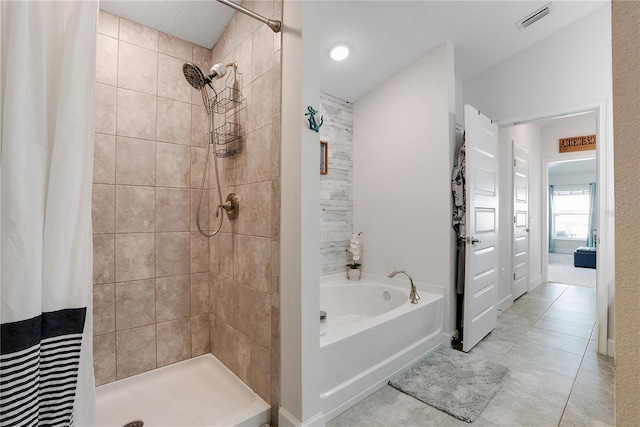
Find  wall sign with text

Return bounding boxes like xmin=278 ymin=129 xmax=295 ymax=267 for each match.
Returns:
xmin=559 ymin=134 xmax=596 ymax=153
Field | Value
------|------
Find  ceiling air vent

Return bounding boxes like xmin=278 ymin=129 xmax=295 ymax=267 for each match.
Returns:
xmin=517 ymin=3 xmax=553 ymax=31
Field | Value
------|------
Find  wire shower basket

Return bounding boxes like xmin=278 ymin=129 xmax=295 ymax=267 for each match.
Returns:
xmin=210 ymin=63 xmax=245 ymax=158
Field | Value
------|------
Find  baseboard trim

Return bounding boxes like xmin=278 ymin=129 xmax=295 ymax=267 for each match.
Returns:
xmin=529 ymin=275 xmax=542 ymax=289
xmin=607 ymin=339 xmax=615 ymax=358
xmin=497 ymin=294 xmax=513 ymax=311
xmin=279 ymin=408 xmax=325 ymax=427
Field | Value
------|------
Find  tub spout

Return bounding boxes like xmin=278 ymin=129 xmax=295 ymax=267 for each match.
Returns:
xmin=387 ymin=270 xmax=420 ymax=304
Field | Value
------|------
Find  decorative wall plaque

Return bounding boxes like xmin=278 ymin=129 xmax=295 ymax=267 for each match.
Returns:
xmin=559 ymin=134 xmax=596 ymax=153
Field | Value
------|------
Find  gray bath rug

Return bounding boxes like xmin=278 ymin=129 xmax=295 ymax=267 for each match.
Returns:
xmin=389 ymin=347 xmax=509 ymax=423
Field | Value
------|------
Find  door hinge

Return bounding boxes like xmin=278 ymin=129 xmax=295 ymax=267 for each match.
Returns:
xmin=514 ymin=273 xmax=516 ymax=280
xmin=514 ymin=159 xmax=516 ymax=167
xmin=514 ymin=216 xmax=516 ymax=223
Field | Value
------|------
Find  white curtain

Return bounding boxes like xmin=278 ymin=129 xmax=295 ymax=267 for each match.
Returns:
xmin=1 ymin=1 xmax=97 ymax=425
xmin=587 ymin=182 xmax=597 ymax=247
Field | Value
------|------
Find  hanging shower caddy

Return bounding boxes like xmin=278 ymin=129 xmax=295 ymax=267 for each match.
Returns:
xmin=211 ymin=63 xmax=245 ymax=158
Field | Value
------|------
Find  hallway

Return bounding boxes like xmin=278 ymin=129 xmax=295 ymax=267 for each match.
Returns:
xmin=327 ymin=282 xmax=614 ymax=427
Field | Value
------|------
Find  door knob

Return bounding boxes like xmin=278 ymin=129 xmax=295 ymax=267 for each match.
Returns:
xmin=525 ymin=228 xmax=530 ymax=232
xmin=470 ymin=237 xmax=481 ymax=245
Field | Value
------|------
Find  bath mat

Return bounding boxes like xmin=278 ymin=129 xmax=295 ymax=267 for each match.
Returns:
xmin=389 ymin=347 xmax=509 ymax=423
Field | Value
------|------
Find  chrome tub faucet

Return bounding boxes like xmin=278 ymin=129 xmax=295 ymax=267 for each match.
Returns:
xmin=387 ymin=270 xmax=421 ymax=304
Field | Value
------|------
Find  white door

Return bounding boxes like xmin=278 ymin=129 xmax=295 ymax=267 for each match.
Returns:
xmin=463 ymin=105 xmax=499 ymax=352
xmin=513 ymin=143 xmax=529 ymax=299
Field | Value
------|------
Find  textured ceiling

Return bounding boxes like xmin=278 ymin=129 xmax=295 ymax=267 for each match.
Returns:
xmin=100 ymin=0 xmax=608 ymax=102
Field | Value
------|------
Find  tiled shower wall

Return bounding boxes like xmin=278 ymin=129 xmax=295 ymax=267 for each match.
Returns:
xmin=92 ymin=11 xmax=213 ymax=385
xmin=207 ymin=0 xmax=282 ymax=415
xmin=319 ymin=93 xmax=354 ymax=276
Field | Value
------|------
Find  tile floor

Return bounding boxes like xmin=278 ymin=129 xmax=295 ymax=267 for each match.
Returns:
xmin=327 ymin=282 xmax=614 ymax=427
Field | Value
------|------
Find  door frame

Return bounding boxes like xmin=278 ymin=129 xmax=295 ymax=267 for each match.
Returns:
xmin=512 ymin=142 xmax=530 ymax=300
xmin=497 ymin=101 xmax=613 ymax=357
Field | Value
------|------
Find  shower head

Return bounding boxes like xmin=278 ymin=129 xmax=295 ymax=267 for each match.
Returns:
xmin=182 ymin=62 xmax=228 ymax=90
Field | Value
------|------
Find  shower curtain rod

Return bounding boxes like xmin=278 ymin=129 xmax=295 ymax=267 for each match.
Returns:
xmin=216 ymin=0 xmax=282 ymax=33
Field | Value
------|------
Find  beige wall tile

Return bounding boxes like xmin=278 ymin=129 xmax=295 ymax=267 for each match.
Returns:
xmin=234 ymin=284 xmax=252 ymax=336
xmin=191 ymin=314 xmax=210 ymax=356
xmin=157 ymin=98 xmax=191 ymax=145
xmin=235 ymin=330 xmax=251 ymax=384
xmin=247 ymin=70 xmax=272 ymax=132
xmin=159 ymin=33 xmax=193 ymax=62
xmin=250 ymin=181 xmax=272 ymax=237
xmin=211 ymin=19 xmax=235 ymax=63
xmin=191 ymin=147 xmax=207 ymax=189
xmin=94 ymin=133 xmax=116 ymax=184
xmin=271 ymin=178 xmax=280 ymax=241
xmin=156 ymin=188 xmax=190 ymax=232
xmin=93 ymin=284 xmax=115 ymax=335
xmin=217 ymin=232 xmax=234 ymax=279
xmin=156 ymin=142 xmax=190 ymax=188
xmin=117 ymin=88 xmax=157 ymax=140
xmin=236 ymin=36 xmax=253 ymax=88
xmin=271 ymin=305 xmax=280 ymax=411
xmin=96 ymin=34 xmax=118 ymax=86
xmin=118 ymin=41 xmax=158 ymax=95
xmin=115 ymin=233 xmax=155 ymax=282
xmin=191 ymin=105 xmax=210 ymax=148
xmin=115 ymin=279 xmax=156 ymax=330
xmin=212 ymin=274 xmax=234 ymax=324
xmin=92 ymin=184 xmax=115 ymax=234
xmin=252 ymin=0 xmax=274 ymax=30
xmin=156 ymin=232 xmax=190 ymax=277
xmin=193 ymin=45 xmax=212 ymax=73
xmin=156 ymin=318 xmax=191 ymax=367
xmin=191 ymin=189 xmax=210 ymax=232
xmin=158 ymin=54 xmax=192 ymax=103
xmin=115 ymin=137 xmax=156 ymax=186
xmin=233 ymin=234 xmax=251 ymax=285
xmin=95 ymin=83 xmax=117 ymax=135
xmin=212 ymin=317 xmax=235 ymax=370
xmin=271 ymin=112 xmax=281 ymax=177
xmin=228 ymin=184 xmax=250 ymax=235
xmin=119 ymin=18 xmax=158 ymax=51
xmin=252 ymin=25 xmax=274 ymax=80
xmin=116 ymin=325 xmax=156 ymax=379
xmin=156 ymin=275 xmax=190 ymax=322
xmin=250 ymin=289 xmax=271 ymax=349
xmin=248 ymin=125 xmax=272 ymax=182
xmin=234 ymin=10 xmax=253 ymax=50
xmin=271 ymin=241 xmax=280 ymax=307
xmin=250 ymin=342 xmax=271 ymax=402
xmin=115 ymin=185 xmax=156 ymax=233
xmin=191 ymin=232 xmax=209 ymax=273
xmin=250 ymin=237 xmax=271 ymax=293
xmin=272 ymin=52 xmax=281 ymax=114
xmin=98 ymin=11 xmax=119 ymax=38
xmin=209 ymin=227 xmax=218 ymax=274
xmin=93 ymin=234 xmax=115 ymax=285
xmin=93 ymin=333 xmax=116 ymax=386
xmin=191 ymin=272 xmax=209 ymax=315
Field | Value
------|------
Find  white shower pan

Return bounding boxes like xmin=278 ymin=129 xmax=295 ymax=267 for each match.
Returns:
xmin=95 ymin=354 xmax=270 ymax=427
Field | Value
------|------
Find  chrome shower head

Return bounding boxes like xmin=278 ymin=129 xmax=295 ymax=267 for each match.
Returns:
xmin=183 ymin=63 xmax=207 ymax=90
xmin=183 ymin=62 xmax=229 ymax=90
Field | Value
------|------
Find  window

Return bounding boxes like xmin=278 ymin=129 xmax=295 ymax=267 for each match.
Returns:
xmin=553 ymin=187 xmax=590 ymax=239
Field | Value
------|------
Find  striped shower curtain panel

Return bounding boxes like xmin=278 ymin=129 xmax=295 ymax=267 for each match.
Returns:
xmin=1 ymin=2 xmax=98 ymax=425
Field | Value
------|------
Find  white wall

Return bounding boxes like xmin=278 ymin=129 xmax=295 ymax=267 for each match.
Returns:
xmin=464 ymin=6 xmax=612 ymax=124
xmin=497 ymin=123 xmax=542 ymax=309
xmin=464 ymin=4 xmax=614 ymax=350
xmin=541 ymin=113 xmax=598 ymax=161
xmin=353 ymin=43 xmax=456 ymax=335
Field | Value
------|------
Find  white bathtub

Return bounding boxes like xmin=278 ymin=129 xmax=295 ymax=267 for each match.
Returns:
xmin=319 ymin=279 xmax=443 ymax=422
xmin=95 ymin=354 xmax=270 ymax=427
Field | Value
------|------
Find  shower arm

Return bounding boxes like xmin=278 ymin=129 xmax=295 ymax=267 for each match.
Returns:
xmin=216 ymin=0 xmax=282 ymax=33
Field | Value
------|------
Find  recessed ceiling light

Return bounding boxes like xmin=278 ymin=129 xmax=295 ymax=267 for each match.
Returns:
xmin=330 ymin=45 xmax=349 ymax=61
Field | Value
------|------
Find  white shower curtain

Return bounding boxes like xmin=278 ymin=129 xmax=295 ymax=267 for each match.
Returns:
xmin=1 ymin=2 xmax=98 ymax=425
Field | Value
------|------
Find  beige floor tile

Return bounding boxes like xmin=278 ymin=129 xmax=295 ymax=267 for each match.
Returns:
xmin=577 ymin=354 xmax=614 ymax=392
xmin=559 ymin=405 xmax=613 ymax=427
xmin=520 ymin=327 xmax=589 ymax=355
xmin=565 ymin=379 xmax=614 ymax=425
xmin=499 ymin=357 xmax=574 ymax=407
xmin=533 ymin=317 xmax=593 ymax=339
xmin=502 ymin=341 xmax=583 ymax=378
xmin=541 ymin=306 xmax=595 ymax=326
